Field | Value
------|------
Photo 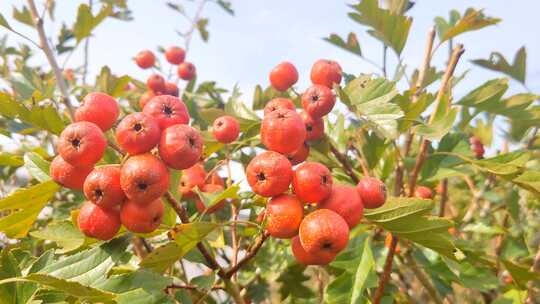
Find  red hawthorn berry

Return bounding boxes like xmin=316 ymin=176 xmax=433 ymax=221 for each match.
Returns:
xmin=78 ymin=201 xmax=121 ymax=240
xmin=178 ymin=163 xmax=207 ymax=199
xmin=164 ymin=82 xmax=180 ymax=97
xmin=139 ymin=91 xmax=156 ymax=109
xmin=301 ymin=85 xmax=336 ymax=119
xmin=50 ymin=155 xmax=93 ymax=190
xmin=291 ymin=235 xmax=336 ymax=266
xmin=261 ymin=108 xmax=306 ymax=154
xmin=263 ymin=98 xmax=295 ymax=116
xmin=269 ymin=61 xmax=298 ymax=92
xmin=115 ymin=112 xmax=161 ymax=155
xmin=142 ymin=95 xmax=190 ymax=130
xmin=120 ymin=198 xmax=164 ymax=233
xmin=212 ymin=115 xmax=240 ymax=144
xmin=165 ymin=46 xmax=186 ymax=65
xmin=319 ymin=185 xmax=364 ymax=228
xmin=207 ymin=171 xmax=225 ymax=187
xmin=292 ymin=162 xmax=333 ymax=204
xmin=195 ymin=184 xmax=226 ymax=214
xmin=310 ymin=59 xmax=342 ymax=88
xmin=63 ymin=68 xmax=75 ymax=82
xmin=473 ymin=144 xmax=485 ymax=159
xmin=83 ymin=165 xmax=125 ymax=210
xmin=300 ymin=111 xmax=324 ymax=141
xmin=177 ymin=62 xmax=196 ymax=80
xmin=265 ymin=194 xmax=304 ymax=239
xmin=299 ymin=209 xmax=349 ymax=256
xmin=75 ymin=92 xmax=119 ymax=132
xmin=415 ymin=186 xmax=433 ymax=199
xmin=159 ymin=124 xmax=203 ymax=170
xmin=134 ymin=50 xmax=155 ymax=69
xmin=58 ymin=121 xmax=106 ymax=166
xmin=246 ymin=151 xmax=293 ymax=197
xmin=469 ymin=136 xmax=482 ymax=146
xmin=146 ymin=74 xmax=166 ymax=92
xmin=286 ymin=142 xmax=310 ymax=165
xmin=120 ymin=153 xmax=170 ymax=204
xmin=356 ymin=177 xmax=387 ymax=209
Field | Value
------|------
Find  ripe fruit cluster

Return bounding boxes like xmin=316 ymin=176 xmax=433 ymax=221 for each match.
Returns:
xmin=50 ymin=90 xmax=205 ymax=240
xmin=469 ymin=136 xmax=485 ymax=159
xmin=245 ymin=60 xmax=388 ymax=265
xmin=135 ymin=47 xmax=196 ymax=109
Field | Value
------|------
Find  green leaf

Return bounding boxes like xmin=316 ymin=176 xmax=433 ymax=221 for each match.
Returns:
xmin=29 ymin=221 xmax=85 ymax=253
xmin=501 ymin=260 xmax=540 ymax=290
xmin=12 ymin=6 xmax=34 ymax=27
xmin=216 ymin=0 xmax=234 ymax=15
xmin=140 ymin=222 xmax=219 ymax=272
xmin=73 ymin=3 xmax=112 ymax=43
xmin=277 ymin=264 xmax=313 ymax=300
xmin=364 ymin=197 xmax=433 ymax=222
xmin=94 ymin=66 xmax=131 ymax=97
xmin=435 ymin=8 xmax=500 ymax=43
xmin=194 ymin=184 xmax=239 ymax=210
xmin=197 ymin=18 xmax=209 ymax=42
xmin=0 ymin=274 xmax=115 ymax=302
xmin=0 ymin=13 xmax=13 ymax=30
xmin=0 ymin=153 xmax=24 ymax=167
xmin=348 ymin=0 xmax=412 ymax=55
xmin=0 ymin=92 xmax=66 ymax=135
xmin=457 ymin=78 xmax=508 ymax=109
xmin=415 ymin=95 xmax=458 ymax=140
xmin=325 ymin=238 xmax=375 ymax=304
xmin=343 ymin=76 xmax=403 ymax=139
xmin=23 ymin=152 xmax=51 ymax=182
xmin=511 ymin=171 xmax=540 ymax=197
xmin=324 ymin=32 xmax=362 ymax=57
xmin=471 ymin=47 xmax=527 ymax=84
xmin=396 ymin=92 xmax=435 ymax=132
xmin=95 ymin=270 xmax=172 ymax=297
xmin=0 ymin=181 xmax=59 ymax=238
xmin=436 ymin=151 xmax=529 ymax=177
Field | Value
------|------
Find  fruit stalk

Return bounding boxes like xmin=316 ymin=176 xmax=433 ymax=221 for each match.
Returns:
xmin=26 ymin=0 xmax=75 ymax=120
xmin=329 ymin=141 xmax=359 ymax=183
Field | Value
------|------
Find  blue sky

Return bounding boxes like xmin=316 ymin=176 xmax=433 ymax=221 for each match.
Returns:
xmin=1 ymin=0 xmax=539 ymax=96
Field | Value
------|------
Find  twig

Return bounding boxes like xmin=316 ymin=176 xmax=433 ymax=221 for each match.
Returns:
xmin=183 ymin=0 xmax=208 ymax=54
xmin=82 ymin=0 xmax=93 ymax=85
xmin=438 ymin=178 xmax=448 ymax=217
xmin=225 ymin=231 xmax=269 ymax=279
xmin=527 ymin=128 xmax=538 ymax=149
xmin=526 ymin=244 xmax=540 ymax=303
xmin=403 ymin=252 xmax=444 ymax=304
xmin=26 ymin=0 xmax=75 ymax=120
xmin=163 ymin=191 xmax=227 ymax=277
xmin=408 ymin=44 xmax=465 ymax=196
xmin=108 ymin=139 xmax=125 ymax=156
xmin=329 ymin=141 xmax=359 ymax=183
xmin=373 ymin=234 xmax=398 ymax=304
xmin=166 ymin=284 xmax=224 ymax=291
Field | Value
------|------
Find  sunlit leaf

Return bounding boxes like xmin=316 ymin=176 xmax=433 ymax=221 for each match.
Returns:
xmin=324 ymin=32 xmax=362 ymax=57
xmin=472 ymin=47 xmax=527 ymax=84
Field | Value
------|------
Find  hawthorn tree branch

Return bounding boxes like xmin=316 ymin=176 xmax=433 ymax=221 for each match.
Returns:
xmin=163 ymin=191 xmax=227 ymax=278
xmin=438 ymin=178 xmax=448 ymax=217
xmin=403 ymin=252 xmax=443 ymax=304
xmin=526 ymin=244 xmax=540 ymax=303
xmin=26 ymin=0 xmax=75 ymax=120
xmin=373 ymin=233 xmax=398 ymax=304
xmin=166 ymin=284 xmax=225 ymax=291
xmin=225 ymin=231 xmax=269 ymax=279
xmin=408 ymin=44 xmax=465 ymax=196
xmin=329 ymin=141 xmax=359 ymax=183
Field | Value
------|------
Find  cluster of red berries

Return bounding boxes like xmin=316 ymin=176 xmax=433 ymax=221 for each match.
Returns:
xmin=469 ymin=136 xmax=485 ymax=159
xmin=241 ymin=60 xmax=391 ymax=265
xmin=50 ymin=91 xmax=205 ymax=240
xmin=134 ymin=47 xmax=196 ymax=108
